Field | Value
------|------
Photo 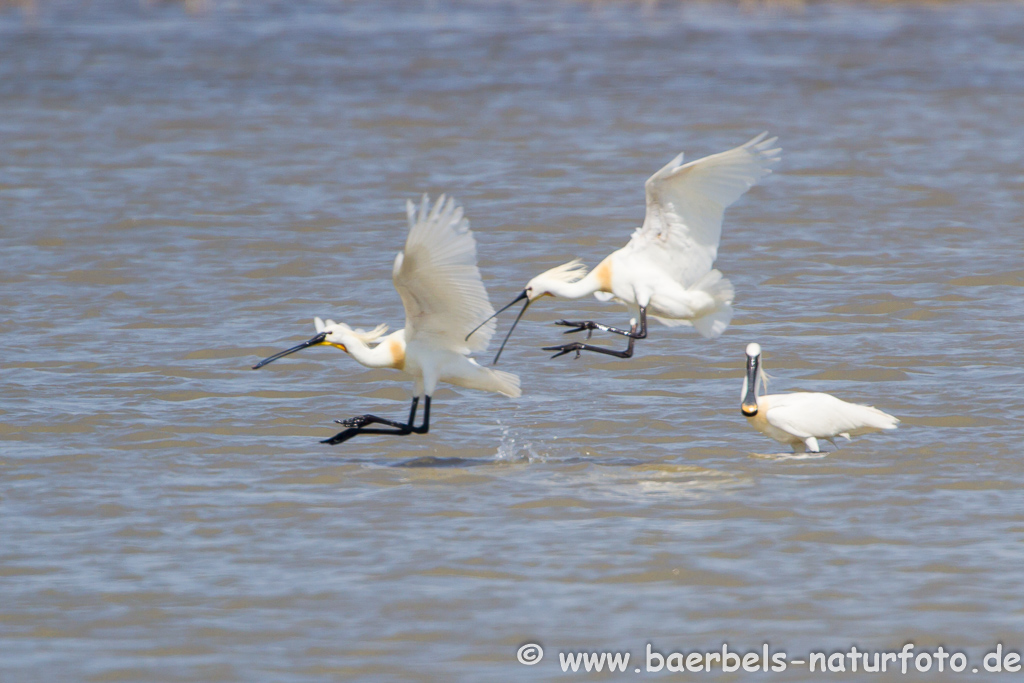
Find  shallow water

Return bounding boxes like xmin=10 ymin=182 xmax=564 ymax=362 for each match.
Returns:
xmin=2 ymin=1 xmax=1024 ymax=681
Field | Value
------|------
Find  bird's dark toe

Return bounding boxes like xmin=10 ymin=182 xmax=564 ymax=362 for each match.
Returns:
xmin=554 ymin=320 xmax=596 ymax=334
xmin=322 ymin=428 xmax=360 ymax=445
xmin=542 ymin=342 xmax=584 ymax=359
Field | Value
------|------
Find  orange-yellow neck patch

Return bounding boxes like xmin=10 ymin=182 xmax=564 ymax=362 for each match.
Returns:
xmin=594 ymin=258 xmax=613 ymax=292
xmin=388 ymin=338 xmax=405 ymax=370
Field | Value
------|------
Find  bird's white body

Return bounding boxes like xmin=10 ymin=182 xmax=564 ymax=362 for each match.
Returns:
xmin=316 ymin=195 xmax=520 ymax=399
xmin=746 ymin=392 xmax=900 ymax=454
xmin=523 ymin=133 xmax=780 ymax=337
xmin=254 ymin=195 xmax=518 ymax=444
xmin=741 ymin=343 xmax=898 ymax=453
xmin=593 ymin=253 xmax=735 ymax=338
xmin=320 ymin=324 xmax=519 ymax=399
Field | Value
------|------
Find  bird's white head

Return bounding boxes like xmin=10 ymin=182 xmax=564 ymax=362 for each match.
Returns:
xmin=465 ymin=259 xmax=591 ymax=365
xmin=314 ymin=317 xmax=389 ymax=354
xmin=252 ymin=317 xmax=388 ymax=369
xmin=524 ymin=259 xmax=589 ymax=302
xmin=741 ymin=342 xmax=764 ymax=417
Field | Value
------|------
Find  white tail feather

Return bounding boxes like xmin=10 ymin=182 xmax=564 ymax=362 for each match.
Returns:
xmin=449 ymin=360 xmax=521 ymax=398
xmin=691 ymin=270 xmax=735 ymax=339
xmin=846 ymin=403 xmax=900 ymax=434
xmin=488 ymin=369 xmax=522 ymax=398
xmin=693 ymin=303 xmax=732 ymax=339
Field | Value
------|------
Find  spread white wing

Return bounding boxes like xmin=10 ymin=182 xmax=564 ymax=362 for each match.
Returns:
xmin=392 ymin=195 xmax=496 ymax=354
xmin=626 ymin=132 xmax=780 ymax=286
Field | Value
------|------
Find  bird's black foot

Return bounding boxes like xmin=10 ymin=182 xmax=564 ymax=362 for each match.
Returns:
xmin=334 ymin=414 xmax=409 ymax=429
xmin=542 ymin=342 xmax=585 ymax=359
xmin=321 ymin=425 xmax=415 ymax=445
xmin=322 ymin=397 xmax=431 ymax=446
xmin=336 ymin=415 xmax=371 ymax=427
xmin=321 ymin=428 xmax=361 ymax=445
xmin=542 ymin=339 xmax=636 ymax=359
xmin=554 ymin=319 xmax=602 ymax=336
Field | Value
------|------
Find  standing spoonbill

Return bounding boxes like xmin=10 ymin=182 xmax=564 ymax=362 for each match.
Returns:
xmin=471 ymin=132 xmax=780 ymax=363
xmin=741 ymin=343 xmax=899 ymax=453
xmin=252 ymin=195 xmax=521 ymax=445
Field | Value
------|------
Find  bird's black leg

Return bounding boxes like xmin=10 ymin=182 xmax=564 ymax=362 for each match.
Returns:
xmin=333 ymin=396 xmax=420 ymax=429
xmin=411 ymin=396 xmax=430 ymax=434
xmin=554 ymin=306 xmax=648 ymax=340
xmin=543 ymin=307 xmax=646 ymax=359
xmin=543 ymin=327 xmax=638 ymax=359
xmin=321 ymin=396 xmax=430 ymax=445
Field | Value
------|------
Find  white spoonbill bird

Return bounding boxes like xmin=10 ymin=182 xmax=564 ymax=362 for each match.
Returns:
xmin=740 ymin=343 xmax=899 ymax=453
xmin=471 ymin=133 xmax=780 ymax=363
xmin=252 ymin=195 xmax=521 ymax=445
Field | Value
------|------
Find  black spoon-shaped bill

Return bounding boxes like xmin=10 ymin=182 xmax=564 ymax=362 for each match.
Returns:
xmin=465 ymin=289 xmax=528 ymax=343
xmin=464 ymin=289 xmax=532 ymax=365
xmin=741 ymin=352 xmax=760 ymax=416
xmin=252 ymin=332 xmax=329 ymax=369
xmin=491 ymin=295 xmax=531 ymax=365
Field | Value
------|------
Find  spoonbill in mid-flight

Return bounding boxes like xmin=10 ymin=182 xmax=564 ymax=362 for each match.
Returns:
xmin=740 ymin=343 xmax=899 ymax=453
xmin=253 ymin=195 xmax=520 ymax=445
xmin=471 ymin=132 xmax=780 ymax=363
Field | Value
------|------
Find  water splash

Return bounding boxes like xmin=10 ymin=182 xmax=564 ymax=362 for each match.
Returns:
xmin=750 ymin=450 xmax=831 ymax=461
xmin=494 ymin=422 xmax=547 ymax=464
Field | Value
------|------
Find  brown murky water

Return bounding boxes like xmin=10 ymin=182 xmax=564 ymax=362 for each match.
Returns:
xmin=2 ymin=1 xmax=1023 ymax=681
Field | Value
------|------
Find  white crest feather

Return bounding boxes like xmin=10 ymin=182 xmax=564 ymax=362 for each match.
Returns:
xmin=539 ymin=259 xmax=589 ymax=284
xmin=351 ymin=323 xmax=389 ymax=344
xmin=314 ymin=319 xmax=389 ymax=345
xmin=757 ymin=358 xmax=771 ymax=395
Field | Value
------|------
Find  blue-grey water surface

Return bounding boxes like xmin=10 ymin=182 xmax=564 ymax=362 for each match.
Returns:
xmin=2 ymin=1 xmax=1024 ymax=681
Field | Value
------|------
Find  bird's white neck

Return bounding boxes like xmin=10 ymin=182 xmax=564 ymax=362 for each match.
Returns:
xmin=340 ymin=331 xmax=406 ymax=370
xmin=545 ymin=259 xmax=612 ymax=300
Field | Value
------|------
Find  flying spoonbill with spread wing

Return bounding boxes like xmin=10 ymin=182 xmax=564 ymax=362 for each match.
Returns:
xmin=252 ymin=195 xmax=520 ymax=445
xmin=741 ymin=343 xmax=899 ymax=453
xmin=471 ymin=133 xmax=780 ymax=363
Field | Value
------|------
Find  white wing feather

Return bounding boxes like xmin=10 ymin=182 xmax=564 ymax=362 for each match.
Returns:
xmin=627 ymin=132 xmax=781 ymax=286
xmin=765 ymin=393 xmax=899 ymax=439
xmin=392 ymin=195 xmax=496 ymax=354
